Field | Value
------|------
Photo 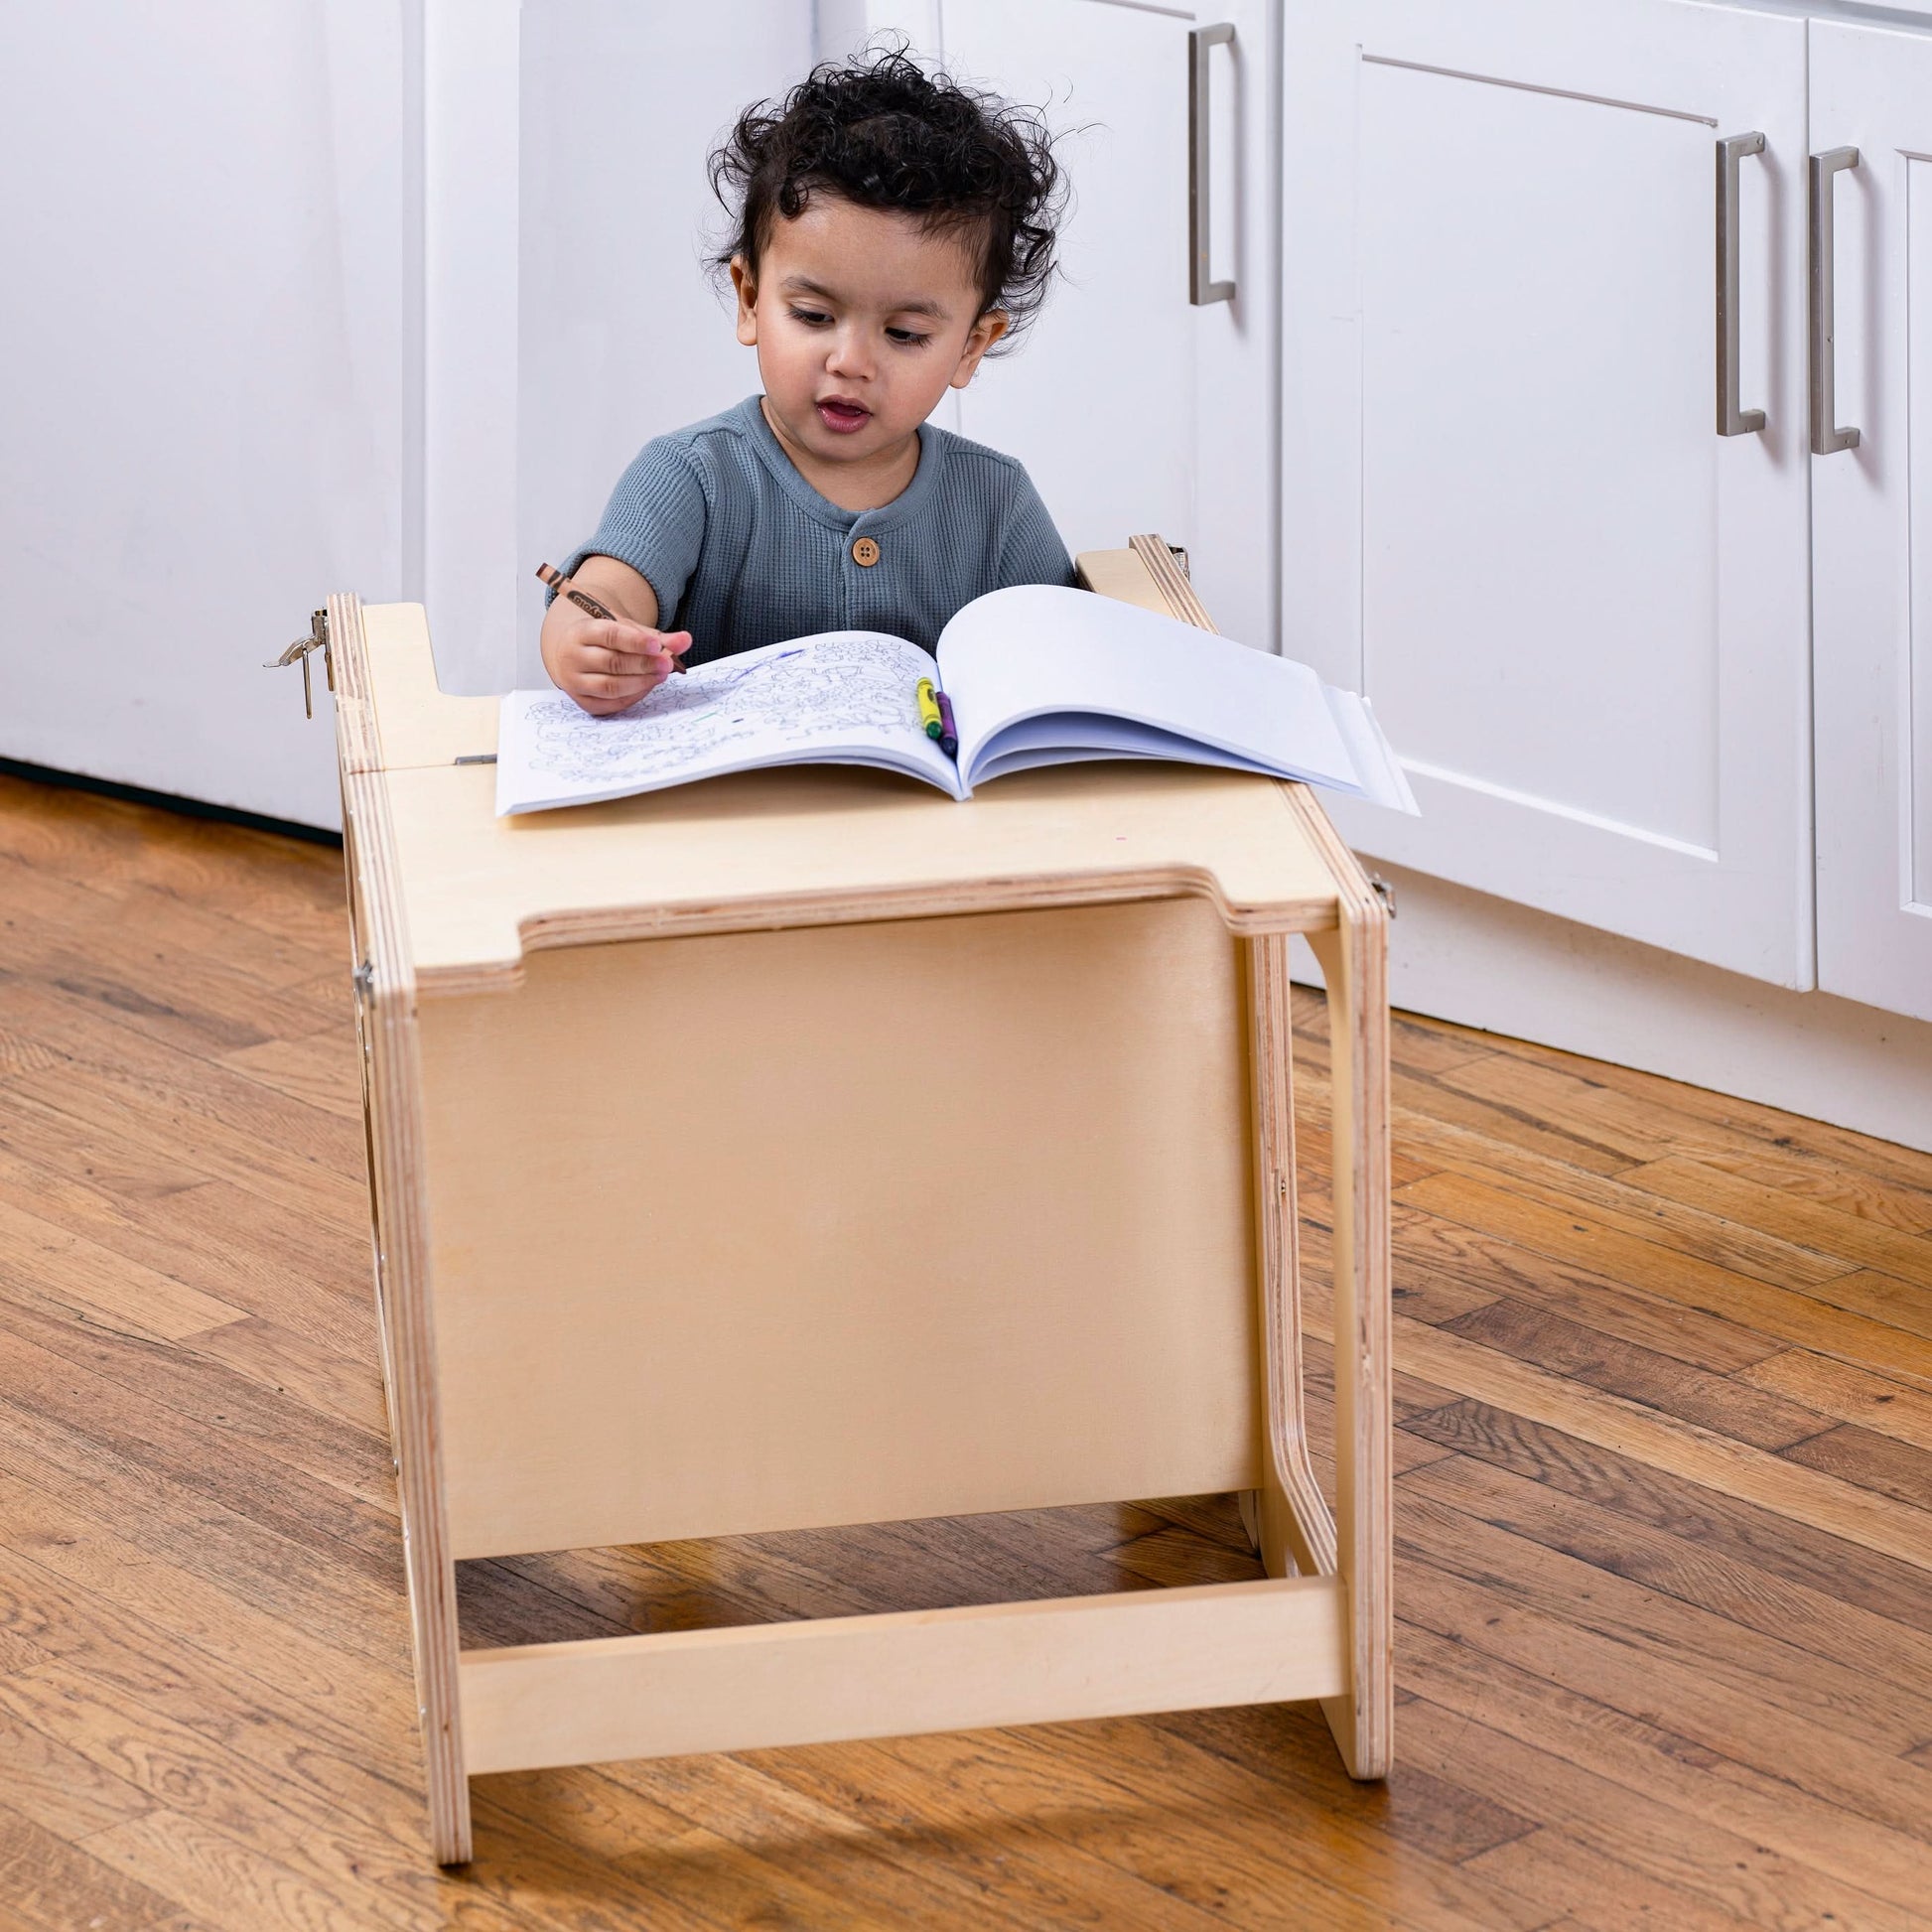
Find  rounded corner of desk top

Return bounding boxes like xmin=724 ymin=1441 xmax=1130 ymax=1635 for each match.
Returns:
xmin=340 ymin=604 xmax=1353 ymax=995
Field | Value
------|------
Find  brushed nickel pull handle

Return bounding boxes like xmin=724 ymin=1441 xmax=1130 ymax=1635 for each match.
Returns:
xmin=1810 ymin=145 xmax=1862 ymax=455
xmin=1716 ymin=131 xmax=1766 ymax=436
xmin=1189 ymin=23 xmax=1236 ymax=306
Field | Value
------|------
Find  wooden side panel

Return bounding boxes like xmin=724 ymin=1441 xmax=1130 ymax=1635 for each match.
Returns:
xmin=329 ymin=594 xmax=472 ymax=1863
xmin=1298 ymin=790 xmax=1395 ymax=1783
xmin=460 ymin=1576 xmax=1347 ymax=1775
xmin=417 ymin=896 xmax=1264 ymax=1560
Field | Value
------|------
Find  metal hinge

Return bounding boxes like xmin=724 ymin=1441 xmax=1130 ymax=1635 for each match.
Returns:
xmin=1368 ymin=875 xmax=1397 ymax=918
xmin=267 ymin=608 xmax=334 ymax=719
xmin=351 ymin=960 xmax=373 ymax=999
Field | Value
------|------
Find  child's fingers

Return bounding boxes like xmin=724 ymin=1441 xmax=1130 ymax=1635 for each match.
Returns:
xmin=593 ymin=642 xmax=671 ymax=678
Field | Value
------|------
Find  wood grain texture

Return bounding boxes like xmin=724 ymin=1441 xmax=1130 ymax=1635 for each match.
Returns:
xmin=331 ymin=594 xmax=470 ymax=1865
xmin=4 ymin=746 xmax=1932 ymax=1922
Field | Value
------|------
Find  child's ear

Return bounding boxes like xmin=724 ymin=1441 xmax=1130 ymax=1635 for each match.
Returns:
xmin=730 ymin=255 xmax=759 ymax=346
xmin=949 ymin=309 xmax=1010 ymax=390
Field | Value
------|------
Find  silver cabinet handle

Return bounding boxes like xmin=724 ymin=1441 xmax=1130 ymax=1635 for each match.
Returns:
xmin=1716 ymin=132 xmax=1766 ymax=436
xmin=1189 ymin=23 xmax=1236 ymax=306
xmin=1810 ymin=145 xmax=1862 ymax=455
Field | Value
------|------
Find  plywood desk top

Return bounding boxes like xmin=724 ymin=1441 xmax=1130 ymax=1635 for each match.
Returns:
xmin=337 ymin=597 xmax=1349 ymax=997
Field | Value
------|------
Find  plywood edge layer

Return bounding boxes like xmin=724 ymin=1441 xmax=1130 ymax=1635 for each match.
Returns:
xmin=414 ymin=869 xmax=1341 ymax=997
xmin=328 ymin=592 xmax=384 ymax=776
xmin=459 ymin=1575 xmax=1346 ymax=1775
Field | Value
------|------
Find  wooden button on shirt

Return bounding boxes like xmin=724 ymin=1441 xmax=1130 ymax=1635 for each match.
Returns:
xmin=851 ymin=536 xmax=881 ymax=567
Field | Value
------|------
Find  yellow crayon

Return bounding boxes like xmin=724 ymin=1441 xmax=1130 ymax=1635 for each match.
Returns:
xmin=915 ymin=677 xmax=943 ymax=740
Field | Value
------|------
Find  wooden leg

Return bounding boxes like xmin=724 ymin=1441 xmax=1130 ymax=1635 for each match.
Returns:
xmin=1306 ymin=909 xmax=1394 ymax=1781
xmin=1246 ymin=934 xmax=1335 ymax=1585
xmin=343 ymin=745 xmax=473 ymax=1864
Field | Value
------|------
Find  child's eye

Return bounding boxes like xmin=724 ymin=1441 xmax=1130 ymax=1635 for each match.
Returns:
xmin=886 ymin=327 xmax=932 ymax=347
xmin=787 ymin=306 xmax=832 ymax=327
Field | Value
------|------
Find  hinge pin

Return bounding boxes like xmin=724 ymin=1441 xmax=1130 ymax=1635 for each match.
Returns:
xmin=266 ymin=609 xmax=332 ymax=719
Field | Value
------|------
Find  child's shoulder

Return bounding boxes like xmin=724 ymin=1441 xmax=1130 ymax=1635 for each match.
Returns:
xmin=638 ymin=395 xmax=764 ymax=466
xmin=922 ymin=419 xmax=1031 ymax=483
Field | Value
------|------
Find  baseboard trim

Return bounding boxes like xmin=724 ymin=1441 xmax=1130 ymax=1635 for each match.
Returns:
xmin=1290 ymin=862 xmax=1932 ymax=1156
xmin=0 ymin=758 xmax=343 ymax=849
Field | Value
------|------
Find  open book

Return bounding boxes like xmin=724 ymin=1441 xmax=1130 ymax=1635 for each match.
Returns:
xmin=495 ymin=584 xmax=1417 ymax=817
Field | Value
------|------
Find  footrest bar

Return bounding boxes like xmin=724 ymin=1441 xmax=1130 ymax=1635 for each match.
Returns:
xmin=460 ymin=1574 xmax=1347 ymax=1775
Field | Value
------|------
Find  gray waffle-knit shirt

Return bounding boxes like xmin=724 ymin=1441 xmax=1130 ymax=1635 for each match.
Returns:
xmin=562 ymin=394 xmax=1076 ymax=666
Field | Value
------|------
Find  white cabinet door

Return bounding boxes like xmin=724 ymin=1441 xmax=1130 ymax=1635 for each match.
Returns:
xmin=0 ymin=2 xmax=405 ymax=831
xmin=933 ymin=0 xmax=1279 ymax=651
xmin=1811 ymin=22 xmax=1932 ymax=1023
xmin=1284 ymin=0 xmax=1812 ymax=986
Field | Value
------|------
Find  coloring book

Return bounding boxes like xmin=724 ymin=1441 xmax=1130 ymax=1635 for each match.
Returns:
xmin=495 ymin=584 xmax=1416 ymax=817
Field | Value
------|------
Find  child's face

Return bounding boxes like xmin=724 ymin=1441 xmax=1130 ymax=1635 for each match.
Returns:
xmin=732 ymin=196 xmax=1006 ymax=474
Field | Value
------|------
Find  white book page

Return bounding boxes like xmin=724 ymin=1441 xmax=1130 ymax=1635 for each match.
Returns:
xmin=495 ymin=632 xmax=961 ymax=815
xmin=935 ymin=586 xmax=1359 ymax=794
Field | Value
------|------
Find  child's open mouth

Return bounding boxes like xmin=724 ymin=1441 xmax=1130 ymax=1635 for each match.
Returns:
xmin=816 ymin=396 xmax=871 ymax=434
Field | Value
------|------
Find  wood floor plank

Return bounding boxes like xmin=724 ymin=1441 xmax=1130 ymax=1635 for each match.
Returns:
xmin=467 ymin=1774 xmax=818 ymax=1932
xmin=1482 ymin=1032 xmax=1932 ymax=1198
xmin=0 ymin=1403 xmax=407 ymax=1676
xmin=1403 ymin=1134 xmax=1857 ymax=1291
xmin=180 ymin=1314 xmax=390 ymax=1441
xmin=1393 ymin=1174 xmax=1932 ymax=1386
xmin=1389 ymin=1205 xmax=1784 ymax=1373
xmin=0 ymin=1668 xmax=469 ymax=1931
xmin=1399 ymin=1450 xmax=1932 ymax=1717
xmin=0 ymin=1478 xmax=410 ymax=1748
xmin=1396 ymin=1691 xmax=1855 ymax=1932
xmin=1629 ymin=1156 xmax=1932 ymax=1289
xmin=1401 ymin=1628 xmax=1929 ymax=1928
xmin=1738 ymin=1350 xmax=1932 ymax=1452
xmin=1437 ymin=1298 xmax=1833 ymax=1451
xmin=1393 ymin=1476 xmax=1932 ymax=1758
xmin=0 ymin=990 xmax=365 ymax=1189
xmin=0 ymin=1326 xmax=399 ymax=1580
xmin=1461 ymin=1825 xmax=1765 ymax=1932
xmin=1400 ymin=1404 xmax=1932 ymax=1639
xmin=0 ymin=1099 xmax=373 ymax=1351
xmin=618 ymin=1745 xmax=1241 ymax=1932
xmin=783 ymin=1730 xmax=1449 ymax=1932
xmin=0 ymin=839 xmax=340 ymax=1004
xmin=0 ymin=1190 xmax=247 ymax=1342
xmin=215 ymin=1034 xmax=364 ymax=1122
xmin=0 ymin=776 xmax=345 ymax=950
xmin=1779 ymin=1422 xmax=1932 ymax=1512
xmin=1430 ymin=1052 xmax=1681 ymax=1167
xmin=0 ymin=1795 xmax=187 ymax=1932
xmin=1660 ymin=1141 xmax=1932 ymax=1236
xmin=1371 ymin=1312 xmax=1932 ymax=1570
xmin=0 ymin=1292 xmax=389 ymax=1508
xmin=1398 ymin=1510 xmax=1932 ymax=1843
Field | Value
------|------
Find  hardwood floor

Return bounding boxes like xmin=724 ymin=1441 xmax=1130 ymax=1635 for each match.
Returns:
xmin=2 ymin=766 xmax=1930 ymax=1930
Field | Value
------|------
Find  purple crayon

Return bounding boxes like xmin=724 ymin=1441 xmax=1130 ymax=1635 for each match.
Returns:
xmin=935 ymin=689 xmax=959 ymax=759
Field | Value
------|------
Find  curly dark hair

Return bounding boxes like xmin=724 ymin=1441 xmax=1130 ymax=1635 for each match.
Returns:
xmin=709 ymin=45 xmax=1065 ymax=352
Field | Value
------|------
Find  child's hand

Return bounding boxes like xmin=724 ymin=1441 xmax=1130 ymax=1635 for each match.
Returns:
xmin=543 ymin=616 xmax=692 ymax=716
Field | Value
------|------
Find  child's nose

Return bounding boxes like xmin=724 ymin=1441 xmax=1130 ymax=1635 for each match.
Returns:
xmin=827 ymin=327 xmax=874 ymax=379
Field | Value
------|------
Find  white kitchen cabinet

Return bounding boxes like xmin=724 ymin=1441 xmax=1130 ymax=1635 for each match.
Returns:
xmin=931 ymin=0 xmax=1279 ymax=651
xmin=1810 ymin=20 xmax=1932 ymax=1024
xmin=1282 ymin=0 xmax=1814 ymax=988
xmin=0 ymin=2 xmax=406 ymax=831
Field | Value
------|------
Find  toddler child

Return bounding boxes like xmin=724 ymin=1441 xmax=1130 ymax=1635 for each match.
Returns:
xmin=541 ymin=47 xmax=1075 ymax=715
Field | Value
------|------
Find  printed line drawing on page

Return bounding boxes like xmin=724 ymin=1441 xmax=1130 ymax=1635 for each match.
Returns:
xmin=521 ymin=633 xmax=932 ymax=785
